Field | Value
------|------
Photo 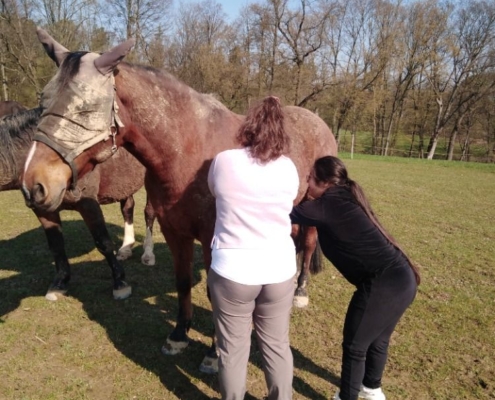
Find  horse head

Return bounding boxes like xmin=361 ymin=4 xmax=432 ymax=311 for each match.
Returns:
xmin=22 ymin=28 xmax=135 ymax=212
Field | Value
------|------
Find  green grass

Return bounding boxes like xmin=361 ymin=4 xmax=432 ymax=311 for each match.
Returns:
xmin=1 ymin=156 xmax=494 ymax=399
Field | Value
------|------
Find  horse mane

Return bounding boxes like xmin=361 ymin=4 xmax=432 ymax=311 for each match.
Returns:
xmin=117 ymin=61 xmax=232 ymax=113
xmin=58 ymin=51 xmax=88 ymax=90
xmin=0 ymin=107 xmax=42 ymax=179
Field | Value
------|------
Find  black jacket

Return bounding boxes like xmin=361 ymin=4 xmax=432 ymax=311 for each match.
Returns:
xmin=290 ymin=186 xmax=406 ymax=286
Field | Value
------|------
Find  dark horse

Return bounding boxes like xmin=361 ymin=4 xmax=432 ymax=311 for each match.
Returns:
xmin=0 ymin=100 xmax=27 ymax=119
xmin=21 ymin=28 xmax=337 ymax=372
xmin=0 ymin=107 xmax=156 ymax=300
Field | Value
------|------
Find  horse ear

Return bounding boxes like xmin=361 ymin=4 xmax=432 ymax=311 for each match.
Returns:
xmin=94 ymin=39 xmax=136 ymax=75
xmin=36 ymin=27 xmax=70 ymax=67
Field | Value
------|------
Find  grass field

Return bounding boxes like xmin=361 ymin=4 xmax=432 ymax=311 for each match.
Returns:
xmin=0 ymin=154 xmax=494 ymax=399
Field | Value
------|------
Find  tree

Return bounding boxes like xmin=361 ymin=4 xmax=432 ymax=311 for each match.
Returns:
xmin=425 ymin=1 xmax=495 ymax=160
xmin=0 ymin=0 xmax=48 ymax=103
xmin=270 ymin=0 xmax=332 ymax=105
xmin=101 ymin=0 xmax=173 ymax=62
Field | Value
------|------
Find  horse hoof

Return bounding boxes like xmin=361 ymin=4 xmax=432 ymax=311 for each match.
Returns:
xmin=45 ymin=288 xmax=67 ymax=301
xmin=161 ymin=337 xmax=189 ymax=355
xmin=293 ymin=295 xmax=309 ymax=308
xmin=199 ymin=354 xmax=219 ymax=374
xmin=116 ymin=245 xmax=133 ymax=261
xmin=141 ymin=252 xmax=155 ymax=266
xmin=113 ymin=284 xmax=132 ymax=300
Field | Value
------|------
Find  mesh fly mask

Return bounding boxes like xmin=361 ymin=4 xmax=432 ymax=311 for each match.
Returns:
xmin=34 ymin=71 xmax=123 ymax=188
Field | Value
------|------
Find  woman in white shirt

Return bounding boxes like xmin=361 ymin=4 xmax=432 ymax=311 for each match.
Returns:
xmin=208 ymin=96 xmax=299 ymax=400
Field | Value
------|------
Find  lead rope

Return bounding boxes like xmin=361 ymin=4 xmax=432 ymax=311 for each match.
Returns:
xmin=110 ymin=74 xmax=124 ymax=154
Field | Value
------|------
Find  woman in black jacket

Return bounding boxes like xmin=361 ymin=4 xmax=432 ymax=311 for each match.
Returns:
xmin=290 ymin=156 xmax=420 ymax=400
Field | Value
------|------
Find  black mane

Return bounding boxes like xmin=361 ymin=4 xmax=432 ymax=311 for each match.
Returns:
xmin=0 ymin=107 xmax=42 ymax=181
xmin=58 ymin=51 xmax=88 ymax=89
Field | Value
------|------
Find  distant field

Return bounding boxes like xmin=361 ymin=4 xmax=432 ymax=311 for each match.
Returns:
xmin=337 ymin=130 xmax=494 ymax=162
xmin=0 ymin=155 xmax=494 ymax=399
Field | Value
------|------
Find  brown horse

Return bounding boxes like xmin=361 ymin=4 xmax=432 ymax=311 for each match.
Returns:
xmin=1 ymin=106 xmax=156 ymax=300
xmin=0 ymin=100 xmax=27 ymax=119
xmin=21 ymin=28 xmax=337 ymax=372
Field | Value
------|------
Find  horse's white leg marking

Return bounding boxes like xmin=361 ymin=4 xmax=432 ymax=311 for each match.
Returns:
xmin=161 ymin=337 xmax=189 ymax=355
xmin=141 ymin=226 xmax=155 ymax=265
xmin=116 ymin=221 xmax=135 ymax=260
xmin=22 ymin=142 xmax=37 ymax=191
xmin=293 ymin=295 xmax=309 ymax=308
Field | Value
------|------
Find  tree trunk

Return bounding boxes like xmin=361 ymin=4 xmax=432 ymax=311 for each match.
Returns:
xmin=446 ymin=128 xmax=458 ymax=161
xmin=460 ymin=133 xmax=470 ymax=161
xmin=0 ymin=50 xmax=8 ymax=101
xmin=293 ymin=61 xmax=302 ymax=105
xmin=408 ymin=130 xmax=416 ymax=158
xmin=447 ymin=113 xmax=465 ymax=161
xmin=351 ymin=129 xmax=355 ymax=159
xmin=427 ymin=134 xmax=439 ymax=160
xmin=383 ymin=118 xmax=394 ymax=156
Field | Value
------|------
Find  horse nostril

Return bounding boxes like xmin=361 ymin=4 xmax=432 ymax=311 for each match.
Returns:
xmin=21 ymin=186 xmax=33 ymax=208
xmin=32 ymin=183 xmax=47 ymax=204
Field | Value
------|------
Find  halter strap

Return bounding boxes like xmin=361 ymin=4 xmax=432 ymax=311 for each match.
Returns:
xmin=33 ymin=133 xmax=79 ymax=190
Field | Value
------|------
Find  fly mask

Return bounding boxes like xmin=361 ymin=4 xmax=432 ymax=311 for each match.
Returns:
xmin=34 ymin=52 xmax=124 ymax=189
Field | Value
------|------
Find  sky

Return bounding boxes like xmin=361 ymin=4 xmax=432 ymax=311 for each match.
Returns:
xmin=216 ymin=0 xmax=250 ymax=21
xmin=179 ymin=0 xmax=300 ymax=23
xmin=179 ymin=0 xmax=251 ymax=22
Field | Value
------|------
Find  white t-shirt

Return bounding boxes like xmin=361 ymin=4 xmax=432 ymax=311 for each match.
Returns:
xmin=208 ymin=148 xmax=299 ymax=285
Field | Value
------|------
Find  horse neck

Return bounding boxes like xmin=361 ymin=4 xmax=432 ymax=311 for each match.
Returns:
xmin=115 ymin=65 xmax=241 ymax=183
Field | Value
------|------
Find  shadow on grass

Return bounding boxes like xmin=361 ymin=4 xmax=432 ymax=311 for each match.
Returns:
xmin=0 ymin=220 xmax=339 ymax=399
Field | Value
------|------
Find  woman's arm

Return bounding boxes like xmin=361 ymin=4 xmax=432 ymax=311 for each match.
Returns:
xmin=290 ymin=198 xmax=326 ymax=227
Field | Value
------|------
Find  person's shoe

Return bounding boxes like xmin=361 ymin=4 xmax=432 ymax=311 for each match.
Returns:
xmin=358 ymin=385 xmax=386 ymax=400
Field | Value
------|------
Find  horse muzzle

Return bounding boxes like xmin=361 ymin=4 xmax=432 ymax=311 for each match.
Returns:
xmin=22 ymin=182 xmax=66 ymax=212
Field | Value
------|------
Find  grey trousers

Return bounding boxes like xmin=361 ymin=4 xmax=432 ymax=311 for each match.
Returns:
xmin=207 ymin=269 xmax=294 ymax=400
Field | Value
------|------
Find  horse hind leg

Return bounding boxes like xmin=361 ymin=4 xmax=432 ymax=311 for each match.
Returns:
xmin=76 ymin=198 xmax=132 ymax=300
xmin=160 ymin=231 xmax=194 ymax=356
xmin=198 ymin=235 xmax=219 ymax=374
xmin=116 ymin=196 xmax=135 ymax=261
xmin=294 ymin=225 xmax=321 ymax=308
xmin=36 ymin=211 xmax=71 ymax=301
xmin=140 ymin=195 xmax=156 ymax=266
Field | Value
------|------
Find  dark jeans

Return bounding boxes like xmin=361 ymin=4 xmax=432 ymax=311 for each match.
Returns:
xmin=339 ymin=264 xmax=417 ymax=400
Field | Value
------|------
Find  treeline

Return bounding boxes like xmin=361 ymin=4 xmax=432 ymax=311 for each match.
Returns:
xmin=2 ymin=0 xmax=495 ymax=162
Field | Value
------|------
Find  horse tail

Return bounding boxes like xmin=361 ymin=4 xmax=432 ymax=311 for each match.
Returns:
xmin=309 ymin=237 xmax=323 ymax=275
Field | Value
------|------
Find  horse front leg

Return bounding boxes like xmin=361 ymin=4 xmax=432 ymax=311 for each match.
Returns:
xmin=141 ymin=194 xmax=156 ymax=266
xmin=75 ymin=198 xmax=132 ymax=300
xmin=160 ymin=232 xmax=194 ymax=355
xmin=35 ymin=210 xmax=71 ymax=301
xmin=116 ymin=196 xmax=135 ymax=261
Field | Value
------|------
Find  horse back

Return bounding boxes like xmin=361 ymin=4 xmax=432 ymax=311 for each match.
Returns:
xmin=283 ymin=106 xmax=338 ymax=202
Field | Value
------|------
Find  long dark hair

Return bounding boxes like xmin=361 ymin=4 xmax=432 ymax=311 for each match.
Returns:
xmin=313 ymin=156 xmax=421 ymax=285
xmin=236 ymin=96 xmax=290 ymax=163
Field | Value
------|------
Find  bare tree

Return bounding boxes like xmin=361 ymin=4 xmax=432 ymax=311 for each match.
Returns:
xmin=101 ymin=0 xmax=173 ymax=61
xmin=425 ymin=1 xmax=495 ymax=159
xmin=270 ymin=0 xmax=332 ymax=105
xmin=0 ymin=0 xmax=47 ymax=102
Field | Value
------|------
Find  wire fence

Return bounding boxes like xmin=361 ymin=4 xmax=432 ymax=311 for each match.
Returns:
xmin=336 ymin=136 xmax=494 ymax=163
